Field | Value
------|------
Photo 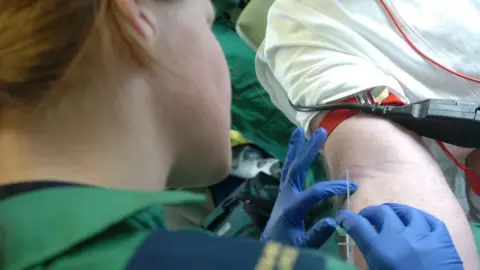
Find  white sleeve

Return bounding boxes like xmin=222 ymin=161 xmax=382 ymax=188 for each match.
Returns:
xmin=258 ymin=0 xmax=407 ymax=131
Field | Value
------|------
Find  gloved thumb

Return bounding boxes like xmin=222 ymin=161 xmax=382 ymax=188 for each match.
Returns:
xmin=304 ymin=217 xmax=337 ymax=249
xmin=285 ymin=181 xmax=358 ymax=223
xmin=336 ymin=210 xmax=377 ymax=252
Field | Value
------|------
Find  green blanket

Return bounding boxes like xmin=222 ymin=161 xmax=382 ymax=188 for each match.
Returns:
xmin=213 ymin=21 xmax=295 ymax=160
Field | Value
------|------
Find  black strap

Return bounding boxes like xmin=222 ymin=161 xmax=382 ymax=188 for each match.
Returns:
xmin=253 ymin=172 xmax=280 ymax=187
xmin=202 ymin=173 xmax=279 ymax=232
xmin=242 ymin=194 xmax=275 ymax=229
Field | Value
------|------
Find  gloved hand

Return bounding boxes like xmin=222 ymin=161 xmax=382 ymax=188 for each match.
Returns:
xmin=336 ymin=203 xmax=463 ymax=270
xmin=260 ymin=127 xmax=358 ymax=248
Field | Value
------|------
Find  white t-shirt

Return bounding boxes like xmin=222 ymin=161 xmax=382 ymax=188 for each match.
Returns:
xmin=255 ymin=0 xmax=480 ymax=215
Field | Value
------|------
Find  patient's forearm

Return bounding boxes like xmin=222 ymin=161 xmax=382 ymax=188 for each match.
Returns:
xmin=319 ymin=114 xmax=478 ymax=269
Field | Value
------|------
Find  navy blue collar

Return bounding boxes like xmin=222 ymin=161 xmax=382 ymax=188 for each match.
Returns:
xmin=0 ymin=181 xmax=86 ymax=201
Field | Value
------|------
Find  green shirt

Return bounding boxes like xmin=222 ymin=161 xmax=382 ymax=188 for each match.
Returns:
xmin=0 ymin=186 xmax=355 ymax=270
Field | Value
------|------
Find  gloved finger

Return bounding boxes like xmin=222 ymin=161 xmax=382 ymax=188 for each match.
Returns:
xmin=285 ymin=181 xmax=358 ymax=221
xmin=294 ymin=129 xmax=307 ymax=159
xmin=293 ymin=128 xmax=327 ymax=172
xmin=414 ymin=207 xmax=445 ymax=233
xmin=281 ymin=128 xmax=304 ymax=182
xmin=384 ymin=203 xmax=431 ymax=235
xmin=289 ymin=129 xmax=327 ymax=190
xmin=359 ymin=204 xmax=405 ymax=233
xmin=336 ymin=210 xmax=377 ymax=252
xmin=304 ymin=217 xmax=337 ymax=249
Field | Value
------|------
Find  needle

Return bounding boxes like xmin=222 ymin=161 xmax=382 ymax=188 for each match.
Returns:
xmin=338 ymin=168 xmax=355 ymax=264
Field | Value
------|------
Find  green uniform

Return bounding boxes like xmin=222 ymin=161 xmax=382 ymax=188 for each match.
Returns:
xmin=1 ymin=187 xmax=198 ymax=269
xmin=1 ymin=185 xmax=356 ymax=270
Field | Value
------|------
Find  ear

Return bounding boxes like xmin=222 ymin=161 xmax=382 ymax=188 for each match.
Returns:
xmin=115 ymin=0 xmax=156 ymax=42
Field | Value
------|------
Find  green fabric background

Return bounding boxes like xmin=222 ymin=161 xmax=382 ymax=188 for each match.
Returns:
xmin=213 ymin=22 xmax=295 ymax=161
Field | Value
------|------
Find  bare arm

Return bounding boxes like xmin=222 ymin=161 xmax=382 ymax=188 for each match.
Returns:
xmin=260 ymin=0 xmax=478 ymax=267
xmin=314 ymin=114 xmax=478 ymax=269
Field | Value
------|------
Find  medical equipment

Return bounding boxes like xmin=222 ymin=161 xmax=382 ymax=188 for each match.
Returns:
xmin=203 ymin=142 xmax=331 ymax=239
xmin=336 ymin=169 xmax=355 ymax=265
xmin=230 ymin=145 xmax=281 ymax=180
xmin=289 ymin=98 xmax=480 ymax=148
xmin=202 ymin=172 xmax=279 ymax=238
xmin=202 ymin=171 xmax=330 ymax=238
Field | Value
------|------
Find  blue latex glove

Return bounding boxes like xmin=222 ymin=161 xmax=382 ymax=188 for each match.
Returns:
xmin=260 ymin=127 xmax=358 ymax=248
xmin=336 ymin=203 xmax=463 ymax=270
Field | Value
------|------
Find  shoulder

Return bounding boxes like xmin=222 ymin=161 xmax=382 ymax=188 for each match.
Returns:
xmin=264 ymin=0 xmax=390 ymax=51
